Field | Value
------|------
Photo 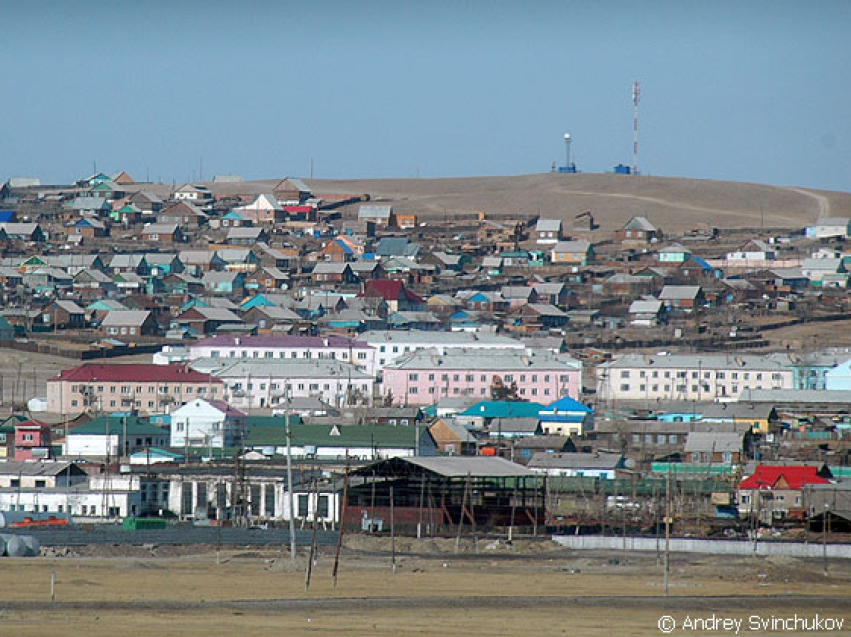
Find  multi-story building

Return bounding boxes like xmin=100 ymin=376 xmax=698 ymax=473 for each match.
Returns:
xmin=356 ymin=330 xmax=526 ymax=372
xmin=187 ymin=334 xmax=376 ymax=376
xmin=596 ymin=353 xmax=795 ymax=403
xmin=190 ymin=358 xmax=375 ymax=408
xmin=382 ymin=348 xmax=582 ymax=406
xmin=47 ymin=364 xmax=223 ymax=416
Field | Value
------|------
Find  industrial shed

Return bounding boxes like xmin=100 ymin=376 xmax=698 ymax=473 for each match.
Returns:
xmin=344 ymin=456 xmax=545 ymax=533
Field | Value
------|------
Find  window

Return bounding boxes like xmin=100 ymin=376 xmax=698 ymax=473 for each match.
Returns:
xmin=620 ymin=371 xmax=630 ymax=378
xmin=408 ymin=373 xmax=418 ymax=381
xmin=620 ymin=384 xmax=630 ymax=391
xmin=317 ymin=495 xmax=329 ymax=517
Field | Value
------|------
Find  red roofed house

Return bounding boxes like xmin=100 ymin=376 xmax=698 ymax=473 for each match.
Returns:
xmin=14 ymin=420 xmax=52 ymax=460
xmin=359 ymin=279 xmax=425 ymax=314
xmin=738 ymin=464 xmax=832 ymax=524
xmin=47 ymin=364 xmax=223 ymax=416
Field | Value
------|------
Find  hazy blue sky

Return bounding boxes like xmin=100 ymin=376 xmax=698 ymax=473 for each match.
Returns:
xmin=2 ymin=1 xmax=849 ymax=191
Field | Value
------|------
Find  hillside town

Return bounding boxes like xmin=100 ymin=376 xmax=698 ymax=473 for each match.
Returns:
xmin=1 ymin=171 xmax=851 ymax=543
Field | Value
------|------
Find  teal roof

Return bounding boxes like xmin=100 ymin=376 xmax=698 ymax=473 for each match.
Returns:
xmin=130 ymin=447 xmax=184 ymax=460
xmin=246 ymin=423 xmax=421 ymax=449
xmin=650 ymin=462 xmax=735 ymax=476
xmin=459 ymin=401 xmax=545 ymax=419
xmin=71 ymin=414 xmax=168 ymax=436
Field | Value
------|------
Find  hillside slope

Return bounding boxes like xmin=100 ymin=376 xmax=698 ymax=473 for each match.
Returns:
xmin=305 ymin=173 xmax=851 ymax=231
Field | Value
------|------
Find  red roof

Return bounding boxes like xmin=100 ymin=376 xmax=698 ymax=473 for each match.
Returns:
xmin=49 ymin=364 xmax=221 ymax=384
xmin=739 ymin=465 xmax=830 ymax=491
xmin=361 ymin=279 xmax=424 ymax=304
xmin=207 ymin=399 xmax=246 ymax=419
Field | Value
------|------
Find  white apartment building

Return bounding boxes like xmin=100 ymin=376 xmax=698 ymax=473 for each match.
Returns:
xmin=596 ymin=353 xmax=795 ymax=402
xmin=190 ymin=358 xmax=375 ymax=409
xmin=356 ymin=330 xmax=527 ymax=371
xmin=187 ymin=335 xmax=376 ymax=376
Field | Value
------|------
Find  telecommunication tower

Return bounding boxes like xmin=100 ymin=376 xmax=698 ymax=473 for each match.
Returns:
xmin=632 ymin=81 xmax=640 ymax=175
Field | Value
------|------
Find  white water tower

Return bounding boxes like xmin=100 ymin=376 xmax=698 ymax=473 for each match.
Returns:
xmin=564 ymin=133 xmax=572 ymax=170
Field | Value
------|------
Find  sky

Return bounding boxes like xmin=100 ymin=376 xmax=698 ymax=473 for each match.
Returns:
xmin=1 ymin=1 xmax=850 ymax=191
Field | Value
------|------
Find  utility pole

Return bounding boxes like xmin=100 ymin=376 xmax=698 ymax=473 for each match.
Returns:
xmin=664 ymin=464 xmax=671 ymax=597
xmin=823 ymin=503 xmax=829 ymax=577
xmin=285 ymin=391 xmax=297 ymax=560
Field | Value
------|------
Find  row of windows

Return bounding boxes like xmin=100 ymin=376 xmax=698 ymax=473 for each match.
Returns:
xmin=175 ymin=422 xmax=222 ymax=432
xmin=619 ymin=370 xmax=785 ymax=381
xmin=4 ymin=503 xmax=122 ymax=516
xmin=409 ymin=386 xmax=553 ymax=396
xmin=70 ymin=384 xmax=215 ymax=395
xmin=407 ymin=373 xmax=570 ymax=383
xmin=619 ymin=383 xmax=776 ymax=394
xmin=209 ymin=349 xmax=368 ymax=361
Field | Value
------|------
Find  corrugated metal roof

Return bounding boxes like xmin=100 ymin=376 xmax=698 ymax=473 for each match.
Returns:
xmin=405 ymin=456 xmax=535 ymax=477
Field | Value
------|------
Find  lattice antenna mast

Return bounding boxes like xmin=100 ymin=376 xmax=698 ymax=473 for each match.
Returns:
xmin=632 ymin=81 xmax=641 ymax=175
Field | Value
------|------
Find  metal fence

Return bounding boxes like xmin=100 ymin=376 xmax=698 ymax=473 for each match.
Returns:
xmin=1 ymin=523 xmax=339 ymax=547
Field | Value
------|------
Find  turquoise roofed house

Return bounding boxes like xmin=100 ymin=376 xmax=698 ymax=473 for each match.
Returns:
xmin=537 ymin=396 xmax=594 ymax=436
xmin=129 ymin=447 xmax=184 ymax=465
xmin=457 ymin=401 xmax=545 ymax=430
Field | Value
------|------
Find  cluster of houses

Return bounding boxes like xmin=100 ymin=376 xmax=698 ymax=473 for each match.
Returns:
xmin=1 ymin=172 xmax=851 ymax=533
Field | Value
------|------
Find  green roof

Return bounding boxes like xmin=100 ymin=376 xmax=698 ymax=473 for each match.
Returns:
xmin=246 ymin=415 xmax=302 ymax=428
xmin=246 ymin=423 xmax=421 ymax=449
xmin=71 ymin=414 xmax=168 ymax=436
xmin=650 ymin=462 xmax=735 ymax=476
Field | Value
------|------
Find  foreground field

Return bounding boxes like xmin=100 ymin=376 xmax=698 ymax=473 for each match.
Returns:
xmin=2 ymin=538 xmax=851 ymax=636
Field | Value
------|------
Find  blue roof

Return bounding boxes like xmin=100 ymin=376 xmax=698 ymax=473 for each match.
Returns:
xmin=689 ymin=256 xmax=713 ymax=270
xmin=240 ymin=294 xmax=274 ymax=309
xmin=541 ymin=396 xmax=592 ymax=413
xmin=333 ymin=239 xmax=353 ymax=255
xmin=0 ymin=211 xmax=14 ymax=223
xmin=538 ymin=414 xmax=586 ymax=423
xmin=459 ymin=401 xmax=545 ymax=419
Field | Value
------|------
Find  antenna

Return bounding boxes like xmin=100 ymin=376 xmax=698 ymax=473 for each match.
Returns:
xmin=632 ymin=81 xmax=641 ymax=175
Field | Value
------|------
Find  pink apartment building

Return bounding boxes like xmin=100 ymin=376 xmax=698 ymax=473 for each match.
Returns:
xmin=382 ymin=348 xmax=582 ymax=406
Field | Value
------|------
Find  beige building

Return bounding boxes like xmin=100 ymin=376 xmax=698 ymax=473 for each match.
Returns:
xmin=47 ymin=364 xmax=223 ymax=416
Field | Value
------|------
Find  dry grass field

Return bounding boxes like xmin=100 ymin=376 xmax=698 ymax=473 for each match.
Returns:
xmin=128 ymin=172 xmax=851 ymax=233
xmin=307 ymin=173 xmax=851 ymax=232
xmin=2 ymin=538 xmax=851 ymax=636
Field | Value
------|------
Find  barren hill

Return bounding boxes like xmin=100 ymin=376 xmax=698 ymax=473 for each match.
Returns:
xmin=306 ymin=173 xmax=851 ymax=232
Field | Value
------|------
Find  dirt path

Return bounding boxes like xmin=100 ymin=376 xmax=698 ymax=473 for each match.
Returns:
xmin=785 ymin=186 xmax=832 ymax=220
xmin=552 ymin=187 xmax=808 ymax=226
